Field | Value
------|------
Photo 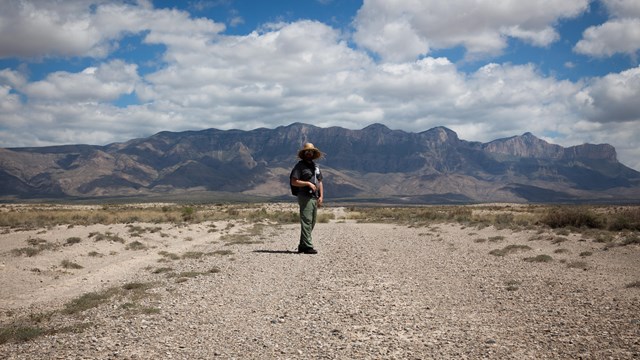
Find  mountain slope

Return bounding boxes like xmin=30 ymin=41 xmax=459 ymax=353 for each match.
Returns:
xmin=1 ymin=123 xmax=639 ymax=203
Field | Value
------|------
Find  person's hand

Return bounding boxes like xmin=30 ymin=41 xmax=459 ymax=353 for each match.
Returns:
xmin=318 ymin=196 xmax=324 ymax=207
xmin=308 ymin=182 xmax=317 ymax=192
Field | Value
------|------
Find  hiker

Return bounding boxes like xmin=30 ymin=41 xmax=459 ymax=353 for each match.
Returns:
xmin=290 ymin=143 xmax=324 ymax=254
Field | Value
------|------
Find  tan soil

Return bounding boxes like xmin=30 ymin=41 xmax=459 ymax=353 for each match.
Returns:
xmin=0 ymin=205 xmax=639 ymax=359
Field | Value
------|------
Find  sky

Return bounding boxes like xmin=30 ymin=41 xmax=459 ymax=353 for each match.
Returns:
xmin=0 ymin=0 xmax=639 ymax=170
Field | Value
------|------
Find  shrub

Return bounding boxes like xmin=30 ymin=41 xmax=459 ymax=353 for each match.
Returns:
xmin=541 ymin=207 xmax=604 ymax=229
xmin=489 ymin=245 xmax=532 ymax=257
xmin=621 ymin=235 xmax=640 ymax=246
xmin=0 ymin=325 xmax=45 ymax=344
xmin=91 ymin=232 xmax=125 ymax=243
xmin=625 ymin=281 xmax=640 ymax=288
xmin=60 ymin=260 xmax=83 ymax=269
xmin=62 ymin=288 xmax=120 ymax=314
xmin=608 ymin=208 xmax=640 ymax=231
xmin=65 ymin=237 xmax=82 ymax=245
xmin=524 ymin=254 xmax=553 ymax=262
xmin=125 ymin=241 xmax=147 ymax=250
xmin=567 ymin=261 xmax=589 ymax=270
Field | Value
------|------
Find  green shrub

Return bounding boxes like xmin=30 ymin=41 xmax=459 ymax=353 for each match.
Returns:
xmin=541 ymin=207 xmax=604 ymax=229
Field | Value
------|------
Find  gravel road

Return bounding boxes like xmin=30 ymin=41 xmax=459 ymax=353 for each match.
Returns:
xmin=1 ymin=217 xmax=639 ymax=359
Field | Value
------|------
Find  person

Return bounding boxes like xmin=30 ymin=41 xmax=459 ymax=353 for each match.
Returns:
xmin=290 ymin=143 xmax=324 ymax=254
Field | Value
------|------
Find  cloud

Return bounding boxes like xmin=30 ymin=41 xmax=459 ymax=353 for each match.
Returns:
xmin=0 ymin=0 xmax=225 ymax=59
xmin=574 ymin=0 xmax=640 ymax=58
xmin=352 ymin=0 xmax=590 ymax=62
xmin=578 ymin=66 xmax=640 ymax=122
xmin=574 ymin=18 xmax=640 ymax=57
xmin=22 ymin=60 xmax=139 ymax=102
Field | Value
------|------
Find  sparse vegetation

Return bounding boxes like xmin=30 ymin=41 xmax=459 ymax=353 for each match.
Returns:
xmin=125 ymin=240 xmax=147 ymax=250
xmin=540 ymin=207 xmax=604 ymax=229
xmin=567 ymin=261 xmax=589 ymax=270
xmin=60 ymin=260 xmax=83 ymax=269
xmin=11 ymin=238 xmax=58 ymax=257
xmin=158 ymin=251 xmax=180 ymax=261
xmin=90 ymin=232 xmax=125 ymax=243
xmin=62 ymin=288 xmax=121 ymax=315
xmin=524 ymin=254 xmax=553 ymax=263
xmin=489 ymin=245 xmax=532 ymax=257
xmin=65 ymin=237 xmax=82 ymax=245
xmin=625 ymin=281 xmax=640 ymax=288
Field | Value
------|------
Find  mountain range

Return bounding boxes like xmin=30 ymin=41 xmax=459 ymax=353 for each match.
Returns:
xmin=1 ymin=123 xmax=639 ymax=203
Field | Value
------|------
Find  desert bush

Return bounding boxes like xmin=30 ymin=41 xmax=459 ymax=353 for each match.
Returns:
xmin=579 ymin=251 xmax=593 ymax=257
xmin=91 ymin=232 xmax=125 ymax=243
xmin=11 ymin=247 xmax=41 ymax=257
xmin=541 ymin=207 xmax=604 ymax=229
xmin=12 ymin=238 xmax=58 ymax=257
xmin=60 ymin=260 xmax=83 ymax=269
xmin=621 ymin=234 xmax=640 ymax=246
xmin=125 ymin=241 xmax=147 ymax=251
xmin=567 ymin=261 xmax=589 ymax=270
xmin=0 ymin=325 xmax=45 ymax=344
xmin=152 ymin=267 xmax=173 ymax=274
xmin=607 ymin=208 xmax=640 ymax=231
xmin=524 ymin=254 xmax=553 ymax=262
xmin=625 ymin=281 xmax=640 ymax=288
xmin=488 ymin=236 xmax=505 ymax=242
xmin=158 ymin=251 xmax=180 ymax=261
xmin=212 ymin=250 xmax=234 ymax=256
xmin=65 ymin=237 xmax=82 ymax=245
xmin=62 ymin=288 xmax=121 ymax=314
xmin=489 ymin=245 xmax=532 ymax=257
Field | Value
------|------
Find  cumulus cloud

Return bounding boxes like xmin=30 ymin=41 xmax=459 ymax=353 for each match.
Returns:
xmin=574 ymin=0 xmax=640 ymax=58
xmin=0 ymin=0 xmax=224 ymax=59
xmin=574 ymin=18 xmax=640 ymax=57
xmin=21 ymin=60 xmax=139 ymax=102
xmin=578 ymin=66 xmax=640 ymax=122
xmin=353 ymin=0 xmax=589 ymax=62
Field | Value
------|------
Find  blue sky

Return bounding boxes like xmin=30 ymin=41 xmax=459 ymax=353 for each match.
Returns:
xmin=1 ymin=0 xmax=639 ymax=170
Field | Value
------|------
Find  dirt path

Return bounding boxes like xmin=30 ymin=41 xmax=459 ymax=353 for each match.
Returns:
xmin=1 ymin=216 xmax=639 ymax=359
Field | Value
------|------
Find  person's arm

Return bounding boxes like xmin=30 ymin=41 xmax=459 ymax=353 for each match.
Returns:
xmin=317 ymin=180 xmax=323 ymax=206
xmin=291 ymin=177 xmax=317 ymax=192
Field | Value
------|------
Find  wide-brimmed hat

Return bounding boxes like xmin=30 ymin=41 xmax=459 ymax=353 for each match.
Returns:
xmin=297 ymin=142 xmax=322 ymax=160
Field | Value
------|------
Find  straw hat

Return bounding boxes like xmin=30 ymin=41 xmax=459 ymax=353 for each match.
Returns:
xmin=297 ymin=142 xmax=322 ymax=160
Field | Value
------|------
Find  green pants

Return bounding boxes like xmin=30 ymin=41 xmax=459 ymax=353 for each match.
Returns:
xmin=297 ymin=195 xmax=317 ymax=249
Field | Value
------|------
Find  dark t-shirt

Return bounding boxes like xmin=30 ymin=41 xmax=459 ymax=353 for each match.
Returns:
xmin=290 ymin=160 xmax=323 ymax=198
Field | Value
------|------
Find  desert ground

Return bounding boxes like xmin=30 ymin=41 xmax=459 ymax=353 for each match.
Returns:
xmin=0 ymin=203 xmax=639 ymax=359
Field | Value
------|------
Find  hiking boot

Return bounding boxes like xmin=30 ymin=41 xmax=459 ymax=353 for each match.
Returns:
xmin=298 ymin=246 xmax=318 ymax=254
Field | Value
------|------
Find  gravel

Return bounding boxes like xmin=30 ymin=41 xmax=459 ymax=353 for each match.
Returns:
xmin=1 ymin=218 xmax=639 ymax=359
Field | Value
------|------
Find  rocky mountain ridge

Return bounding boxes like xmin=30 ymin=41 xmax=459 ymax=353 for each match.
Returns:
xmin=1 ymin=123 xmax=638 ymax=203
